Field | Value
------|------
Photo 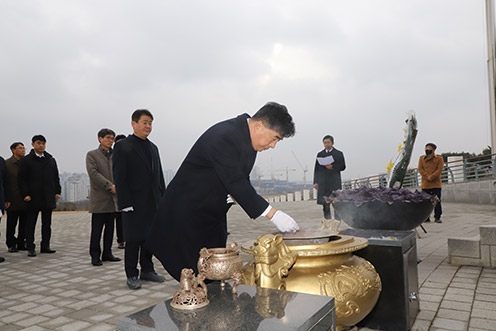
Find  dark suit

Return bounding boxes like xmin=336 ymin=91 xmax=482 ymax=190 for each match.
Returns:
xmin=148 ymin=114 xmax=269 ymax=281
xmin=18 ymin=150 xmax=61 ymax=251
xmin=113 ymin=134 xmax=165 ymax=278
xmin=5 ymin=155 xmax=27 ymax=250
xmin=313 ymin=148 xmax=346 ymax=219
xmin=0 ymin=157 xmax=9 ymax=214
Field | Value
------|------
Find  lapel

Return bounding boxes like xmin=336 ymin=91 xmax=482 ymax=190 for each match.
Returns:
xmin=129 ymin=135 xmax=153 ymax=173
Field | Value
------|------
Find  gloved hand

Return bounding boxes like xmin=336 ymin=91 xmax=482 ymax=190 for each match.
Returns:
xmin=270 ymin=210 xmax=300 ymax=233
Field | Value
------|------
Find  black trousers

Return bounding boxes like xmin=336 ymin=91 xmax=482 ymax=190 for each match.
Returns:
xmin=124 ymin=240 xmax=154 ymax=278
xmin=25 ymin=209 xmax=53 ymax=251
xmin=89 ymin=213 xmax=115 ymax=260
xmin=5 ymin=210 xmax=27 ymax=249
xmin=115 ymin=212 xmax=124 ymax=244
xmin=323 ymin=203 xmax=340 ymax=220
xmin=422 ymin=188 xmax=443 ymax=219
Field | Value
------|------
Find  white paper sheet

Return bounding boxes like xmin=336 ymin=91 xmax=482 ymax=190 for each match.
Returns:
xmin=317 ymin=155 xmax=334 ymax=165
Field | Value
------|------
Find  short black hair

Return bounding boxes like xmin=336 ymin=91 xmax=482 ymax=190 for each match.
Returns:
xmin=32 ymin=134 xmax=46 ymax=143
xmin=132 ymin=109 xmax=153 ymax=122
xmin=115 ymin=134 xmax=126 ymax=142
xmin=426 ymin=143 xmax=437 ymax=150
xmin=323 ymin=135 xmax=334 ymax=143
xmin=10 ymin=142 xmax=24 ymax=150
xmin=97 ymin=128 xmax=116 ymax=139
xmin=252 ymin=102 xmax=295 ymax=138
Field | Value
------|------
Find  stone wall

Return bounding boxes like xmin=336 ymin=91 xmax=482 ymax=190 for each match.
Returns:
xmin=448 ymin=225 xmax=496 ymax=267
xmin=442 ymin=178 xmax=496 ymax=204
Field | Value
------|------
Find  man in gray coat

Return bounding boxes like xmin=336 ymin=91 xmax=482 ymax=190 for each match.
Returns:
xmin=86 ymin=128 xmax=121 ymax=266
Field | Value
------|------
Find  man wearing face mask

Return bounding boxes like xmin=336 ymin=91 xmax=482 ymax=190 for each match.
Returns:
xmin=418 ymin=143 xmax=444 ymax=223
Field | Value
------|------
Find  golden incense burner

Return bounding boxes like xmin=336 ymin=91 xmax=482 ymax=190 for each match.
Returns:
xmin=241 ymin=229 xmax=382 ymax=329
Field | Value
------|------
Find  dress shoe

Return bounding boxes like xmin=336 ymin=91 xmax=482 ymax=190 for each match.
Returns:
xmin=424 ymin=217 xmax=431 ymax=222
xmin=40 ymin=248 xmax=56 ymax=254
xmin=8 ymin=246 xmax=18 ymax=253
xmin=102 ymin=255 xmax=121 ymax=262
xmin=127 ymin=276 xmax=142 ymax=290
xmin=434 ymin=218 xmax=442 ymax=223
xmin=0 ymin=256 xmax=5 ymax=263
xmin=140 ymin=271 xmax=165 ymax=283
xmin=118 ymin=242 xmax=125 ymax=249
xmin=27 ymin=250 xmax=36 ymax=257
xmin=92 ymin=259 xmax=103 ymax=266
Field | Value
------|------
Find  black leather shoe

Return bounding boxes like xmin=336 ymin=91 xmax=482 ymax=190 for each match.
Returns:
xmin=40 ymin=248 xmax=56 ymax=253
xmin=140 ymin=271 xmax=165 ymax=282
xmin=127 ymin=276 xmax=142 ymax=290
xmin=0 ymin=256 xmax=5 ymax=263
xmin=102 ymin=255 xmax=121 ymax=262
xmin=8 ymin=246 xmax=18 ymax=253
xmin=92 ymin=259 xmax=103 ymax=266
xmin=28 ymin=250 xmax=36 ymax=257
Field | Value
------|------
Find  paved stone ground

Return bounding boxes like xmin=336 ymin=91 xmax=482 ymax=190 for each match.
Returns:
xmin=0 ymin=200 xmax=495 ymax=331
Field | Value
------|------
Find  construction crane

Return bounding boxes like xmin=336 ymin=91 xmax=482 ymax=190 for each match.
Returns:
xmin=292 ymin=151 xmax=308 ymax=189
xmin=271 ymin=167 xmax=296 ymax=182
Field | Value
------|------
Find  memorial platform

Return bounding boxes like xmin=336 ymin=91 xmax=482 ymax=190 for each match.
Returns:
xmin=1 ymin=200 xmax=496 ymax=330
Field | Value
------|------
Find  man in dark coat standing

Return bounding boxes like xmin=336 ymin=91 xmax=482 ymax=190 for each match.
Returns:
xmin=5 ymin=142 xmax=28 ymax=252
xmin=148 ymin=102 xmax=300 ymax=281
xmin=18 ymin=135 xmax=61 ymax=257
xmin=0 ymin=156 xmax=10 ymax=263
xmin=313 ymin=135 xmax=346 ymax=220
xmin=113 ymin=109 xmax=166 ymax=290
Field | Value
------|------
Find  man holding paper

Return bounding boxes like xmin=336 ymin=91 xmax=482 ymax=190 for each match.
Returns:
xmin=313 ymin=135 xmax=346 ymax=219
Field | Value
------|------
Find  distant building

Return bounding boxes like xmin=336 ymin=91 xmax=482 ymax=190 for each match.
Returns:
xmin=60 ymin=172 xmax=90 ymax=202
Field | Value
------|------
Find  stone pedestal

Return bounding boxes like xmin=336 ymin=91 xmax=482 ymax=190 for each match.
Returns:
xmin=116 ymin=282 xmax=335 ymax=331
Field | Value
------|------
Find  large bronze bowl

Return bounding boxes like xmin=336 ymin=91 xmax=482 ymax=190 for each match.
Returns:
xmin=332 ymin=199 xmax=436 ymax=230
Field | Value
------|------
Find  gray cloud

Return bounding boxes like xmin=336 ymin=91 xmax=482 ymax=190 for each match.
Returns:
xmin=0 ymin=0 xmax=491 ymax=182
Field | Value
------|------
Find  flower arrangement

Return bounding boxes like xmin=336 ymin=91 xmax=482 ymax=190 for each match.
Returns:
xmin=330 ymin=186 xmax=438 ymax=230
xmin=330 ymin=186 xmax=438 ymax=206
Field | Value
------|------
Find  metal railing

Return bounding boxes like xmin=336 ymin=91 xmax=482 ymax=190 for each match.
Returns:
xmin=343 ymin=154 xmax=496 ymax=190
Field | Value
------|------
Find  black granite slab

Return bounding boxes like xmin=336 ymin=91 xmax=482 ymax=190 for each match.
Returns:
xmin=116 ymin=282 xmax=335 ymax=331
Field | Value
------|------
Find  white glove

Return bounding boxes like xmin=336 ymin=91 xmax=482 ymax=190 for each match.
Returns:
xmin=270 ymin=210 xmax=300 ymax=233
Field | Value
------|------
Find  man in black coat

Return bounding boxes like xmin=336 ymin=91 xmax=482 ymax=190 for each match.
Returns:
xmin=113 ymin=109 xmax=166 ymax=290
xmin=18 ymin=135 xmax=61 ymax=257
xmin=148 ymin=102 xmax=300 ymax=281
xmin=313 ymin=135 xmax=346 ymax=220
xmin=5 ymin=142 xmax=28 ymax=252
xmin=0 ymin=156 xmax=10 ymax=263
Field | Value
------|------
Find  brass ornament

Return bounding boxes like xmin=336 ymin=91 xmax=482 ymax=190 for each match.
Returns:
xmin=241 ymin=234 xmax=297 ymax=290
xmin=170 ymin=268 xmax=209 ymax=310
xmin=197 ymin=242 xmax=244 ymax=293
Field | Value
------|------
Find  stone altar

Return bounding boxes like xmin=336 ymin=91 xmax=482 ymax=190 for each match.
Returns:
xmin=116 ymin=282 xmax=335 ymax=331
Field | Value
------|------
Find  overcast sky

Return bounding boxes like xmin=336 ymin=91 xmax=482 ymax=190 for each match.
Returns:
xmin=0 ymin=1 xmax=492 ymax=183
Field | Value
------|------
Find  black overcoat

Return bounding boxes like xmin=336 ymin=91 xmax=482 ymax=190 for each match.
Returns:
xmin=0 ymin=157 xmax=9 ymax=214
xmin=18 ymin=150 xmax=61 ymax=211
xmin=112 ymin=135 xmax=165 ymax=241
xmin=148 ymin=114 xmax=269 ymax=281
xmin=313 ymin=148 xmax=346 ymax=205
